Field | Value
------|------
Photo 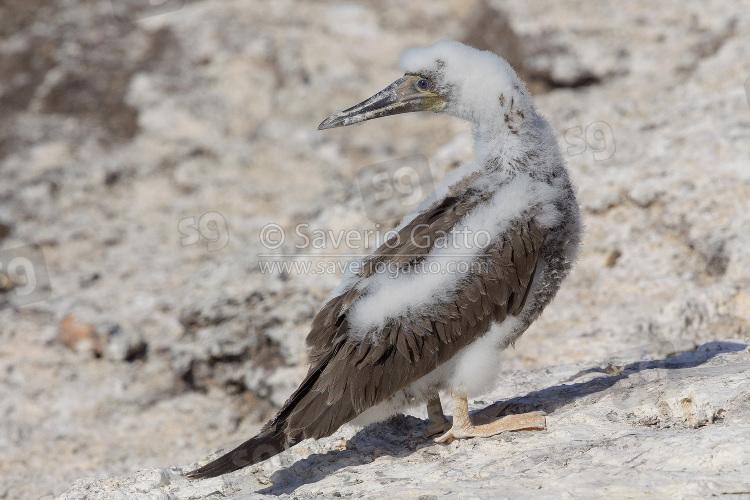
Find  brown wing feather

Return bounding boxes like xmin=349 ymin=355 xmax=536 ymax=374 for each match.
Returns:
xmin=186 ymin=194 xmax=547 ymax=479
xmin=284 ymin=217 xmax=546 ymax=441
xmin=302 ymin=193 xmax=484 ymax=363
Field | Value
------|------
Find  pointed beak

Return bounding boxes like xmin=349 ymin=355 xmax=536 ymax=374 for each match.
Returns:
xmin=318 ymin=75 xmax=445 ymax=130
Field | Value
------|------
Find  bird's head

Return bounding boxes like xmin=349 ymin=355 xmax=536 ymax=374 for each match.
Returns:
xmin=319 ymin=40 xmax=532 ymax=132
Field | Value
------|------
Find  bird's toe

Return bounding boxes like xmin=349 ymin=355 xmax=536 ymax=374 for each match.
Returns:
xmin=433 ymin=429 xmax=456 ymax=444
xmin=433 ymin=411 xmax=546 ymax=444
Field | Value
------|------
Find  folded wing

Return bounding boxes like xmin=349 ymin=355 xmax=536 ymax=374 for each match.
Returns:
xmin=186 ymin=194 xmax=546 ymax=479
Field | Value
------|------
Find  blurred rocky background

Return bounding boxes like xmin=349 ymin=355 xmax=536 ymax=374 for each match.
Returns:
xmin=0 ymin=0 xmax=748 ymax=498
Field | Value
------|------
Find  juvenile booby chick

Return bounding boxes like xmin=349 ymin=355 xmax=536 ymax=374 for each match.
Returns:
xmin=187 ymin=40 xmax=582 ymax=479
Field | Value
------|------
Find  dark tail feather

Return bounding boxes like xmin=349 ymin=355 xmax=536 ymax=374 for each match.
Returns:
xmin=184 ymin=429 xmax=287 ymax=479
xmin=186 ymin=347 xmax=337 ymax=479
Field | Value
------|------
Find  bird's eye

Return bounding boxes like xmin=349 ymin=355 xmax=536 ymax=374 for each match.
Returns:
xmin=416 ymin=78 xmax=431 ymax=91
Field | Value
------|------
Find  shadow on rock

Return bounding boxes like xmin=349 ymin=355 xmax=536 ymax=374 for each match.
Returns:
xmin=259 ymin=340 xmax=747 ymax=495
xmin=501 ymin=340 xmax=748 ymax=416
xmin=260 ymin=414 xmax=432 ymax=495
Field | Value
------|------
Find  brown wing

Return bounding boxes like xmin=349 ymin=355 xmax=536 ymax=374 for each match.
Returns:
xmin=186 ymin=199 xmax=545 ymax=479
xmin=305 ymin=191 xmax=485 ymax=364
xmin=282 ymin=217 xmax=546 ymax=441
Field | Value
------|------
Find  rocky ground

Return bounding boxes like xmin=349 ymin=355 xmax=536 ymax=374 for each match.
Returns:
xmin=0 ymin=0 xmax=748 ymax=499
xmin=59 ymin=341 xmax=750 ymax=499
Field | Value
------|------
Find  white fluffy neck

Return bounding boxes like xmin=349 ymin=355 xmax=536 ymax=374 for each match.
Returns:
xmin=472 ymin=120 xmax=531 ymax=175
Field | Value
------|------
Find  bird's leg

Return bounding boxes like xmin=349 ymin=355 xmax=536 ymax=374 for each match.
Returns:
xmin=434 ymin=393 xmax=546 ymax=443
xmin=423 ymin=394 xmax=452 ymax=438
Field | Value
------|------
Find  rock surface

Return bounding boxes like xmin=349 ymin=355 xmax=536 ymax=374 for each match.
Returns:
xmin=0 ymin=0 xmax=748 ymax=498
xmin=60 ymin=341 xmax=750 ymax=499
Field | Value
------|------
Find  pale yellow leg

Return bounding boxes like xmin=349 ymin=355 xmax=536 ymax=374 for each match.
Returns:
xmin=434 ymin=394 xmax=546 ymax=443
xmin=423 ymin=394 xmax=452 ymax=438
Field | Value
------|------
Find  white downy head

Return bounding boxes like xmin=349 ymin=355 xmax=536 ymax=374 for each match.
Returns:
xmin=399 ymin=40 xmax=536 ymax=133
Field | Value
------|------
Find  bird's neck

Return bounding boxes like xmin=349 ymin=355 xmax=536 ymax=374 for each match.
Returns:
xmin=472 ymin=122 xmax=532 ymax=176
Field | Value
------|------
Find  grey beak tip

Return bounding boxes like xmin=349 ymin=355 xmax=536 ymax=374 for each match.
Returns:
xmin=318 ymin=117 xmax=336 ymax=130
